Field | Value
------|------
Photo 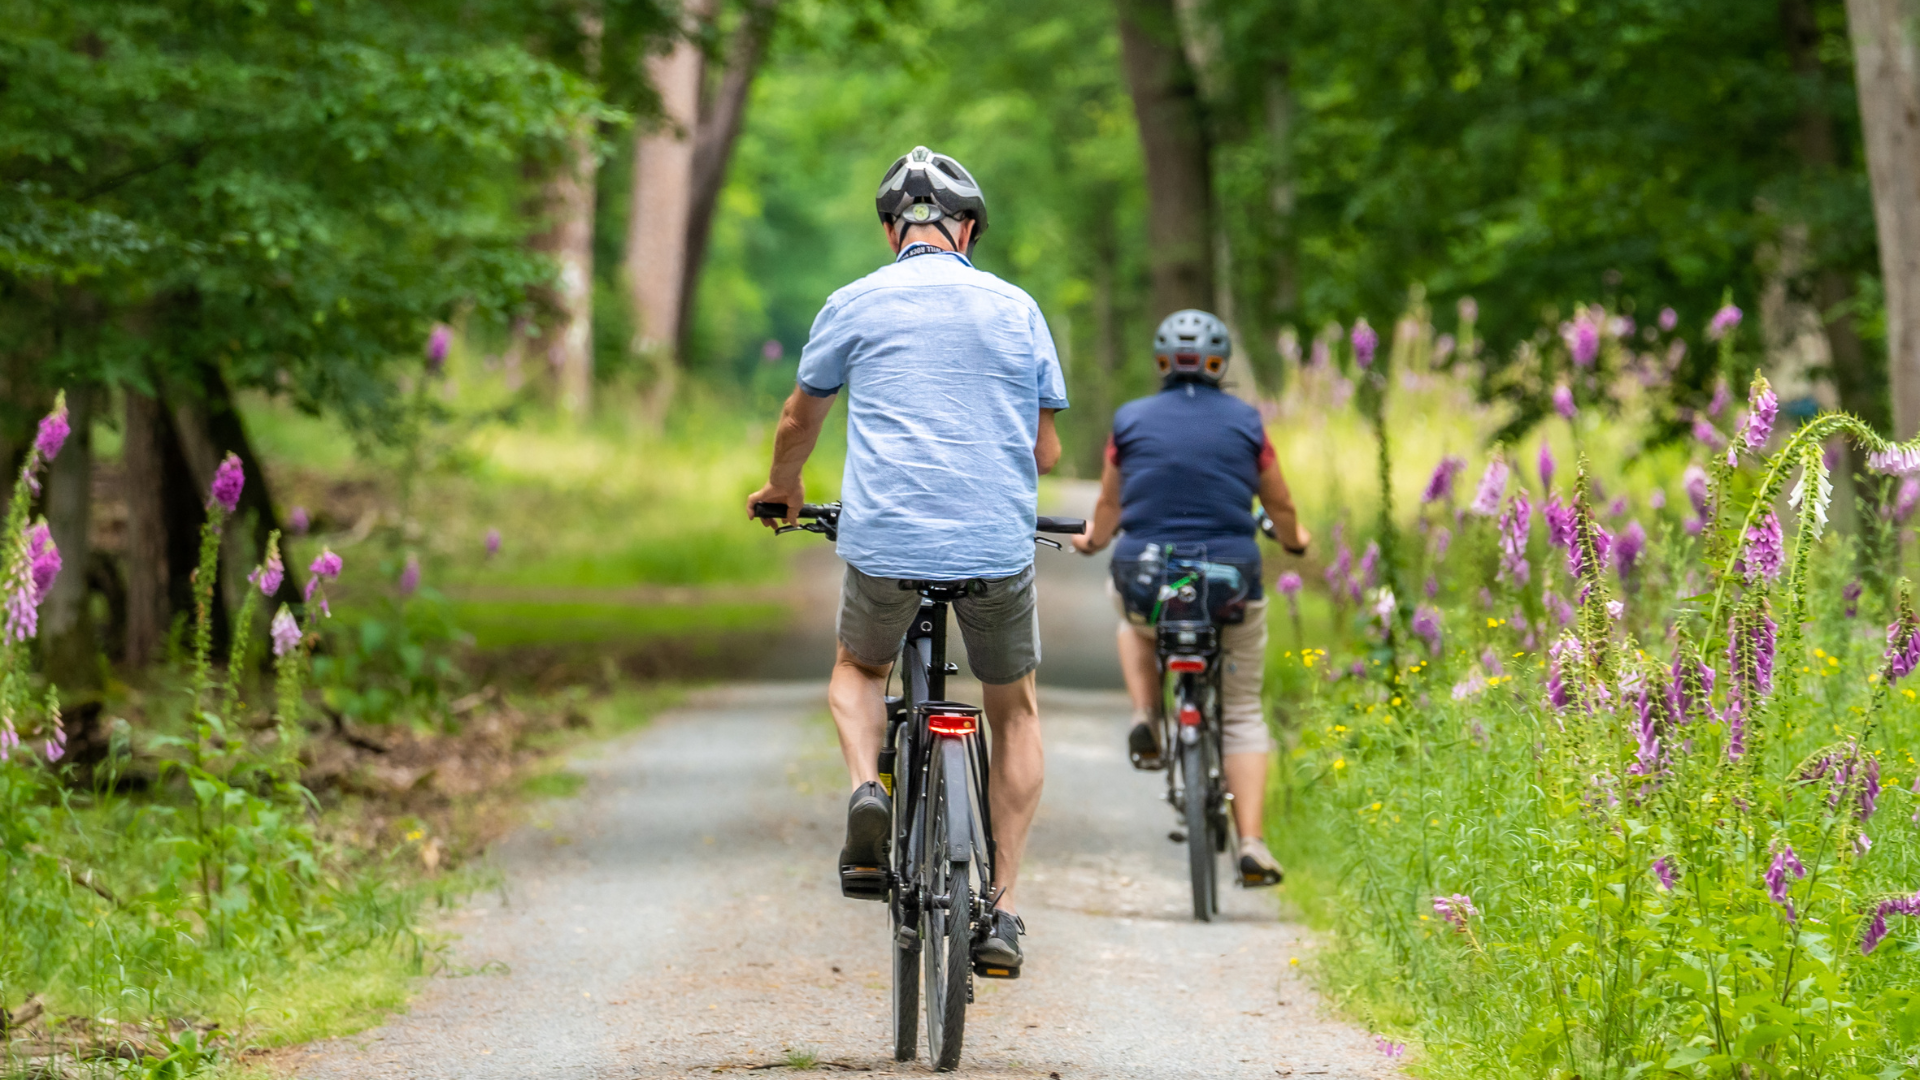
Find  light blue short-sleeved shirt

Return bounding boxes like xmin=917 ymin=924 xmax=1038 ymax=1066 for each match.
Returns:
xmin=797 ymin=249 xmax=1069 ymax=581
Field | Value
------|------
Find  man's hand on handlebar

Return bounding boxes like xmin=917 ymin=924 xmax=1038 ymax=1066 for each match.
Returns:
xmin=1070 ymin=532 xmax=1102 ymax=556
xmin=747 ymin=480 xmax=803 ymax=528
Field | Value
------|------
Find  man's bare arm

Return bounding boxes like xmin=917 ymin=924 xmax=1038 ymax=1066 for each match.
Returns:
xmin=1258 ymin=460 xmax=1311 ymax=553
xmin=1071 ymin=456 xmax=1123 ymax=555
xmin=1035 ymin=409 xmax=1061 ymax=475
xmin=746 ymin=386 xmax=837 ymax=526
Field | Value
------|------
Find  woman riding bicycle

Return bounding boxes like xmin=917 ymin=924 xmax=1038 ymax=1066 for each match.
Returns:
xmin=1071 ymin=309 xmax=1309 ymax=887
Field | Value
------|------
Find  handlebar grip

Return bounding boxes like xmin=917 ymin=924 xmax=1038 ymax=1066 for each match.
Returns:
xmin=1036 ymin=516 xmax=1087 ymax=535
xmin=752 ymin=501 xmax=790 ymax=519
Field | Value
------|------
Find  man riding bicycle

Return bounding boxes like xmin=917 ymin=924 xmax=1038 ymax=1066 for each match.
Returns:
xmin=747 ymin=146 xmax=1065 ymax=976
xmin=1071 ymin=310 xmax=1309 ymax=887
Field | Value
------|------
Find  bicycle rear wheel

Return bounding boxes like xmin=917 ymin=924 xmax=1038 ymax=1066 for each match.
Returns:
xmin=891 ymin=882 xmax=919 ymax=1061
xmin=1181 ymin=737 xmax=1217 ymax=922
xmin=921 ymin=745 xmax=972 ymax=1071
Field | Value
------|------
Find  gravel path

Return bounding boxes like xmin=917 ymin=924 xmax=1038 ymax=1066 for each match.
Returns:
xmin=289 ymin=681 xmax=1403 ymax=1079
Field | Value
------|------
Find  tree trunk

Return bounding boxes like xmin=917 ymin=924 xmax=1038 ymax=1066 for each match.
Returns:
xmin=122 ymin=389 xmax=169 ymax=669
xmin=676 ymin=0 xmax=782 ymax=361
xmin=1845 ymin=0 xmax=1920 ymax=437
xmin=42 ymin=383 xmax=97 ymax=692
xmin=1783 ymin=0 xmax=1889 ymax=431
xmin=625 ymin=0 xmax=714 ymax=421
xmin=1116 ymin=0 xmax=1215 ymax=320
xmin=533 ymin=7 xmax=603 ymax=419
xmin=533 ymin=123 xmax=600 ymax=418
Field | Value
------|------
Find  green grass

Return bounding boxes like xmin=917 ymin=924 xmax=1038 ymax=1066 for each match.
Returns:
xmin=453 ymin=599 xmax=786 ymax=649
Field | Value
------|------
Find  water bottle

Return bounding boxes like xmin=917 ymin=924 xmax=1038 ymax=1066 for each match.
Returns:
xmin=1135 ymin=541 xmax=1163 ymax=593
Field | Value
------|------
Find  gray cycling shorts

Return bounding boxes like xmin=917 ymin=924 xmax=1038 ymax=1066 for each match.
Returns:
xmin=837 ymin=564 xmax=1040 ymax=685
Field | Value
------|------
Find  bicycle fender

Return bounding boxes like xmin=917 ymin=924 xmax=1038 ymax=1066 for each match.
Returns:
xmin=939 ymin=738 xmax=973 ymax=861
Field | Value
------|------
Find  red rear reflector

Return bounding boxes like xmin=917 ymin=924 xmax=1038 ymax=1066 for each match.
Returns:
xmin=928 ymin=713 xmax=977 ymax=736
xmin=1168 ymin=657 xmax=1206 ymax=673
xmin=1177 ymin=705 xmax=1202 ymax=727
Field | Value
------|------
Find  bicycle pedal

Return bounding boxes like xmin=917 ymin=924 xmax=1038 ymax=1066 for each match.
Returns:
xmin=840 ymin=865 xmax=888 ymax=901
xmin=973 ymin=961 xmax=1020 ymax=980
xmin=1129 ymin=752 xmax=1166 ymax=772
xmin=1167 ymin=829 xmax=1187 ymax=843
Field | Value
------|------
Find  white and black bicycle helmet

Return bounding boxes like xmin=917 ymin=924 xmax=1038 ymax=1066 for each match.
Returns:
xmin=876 ymin=146 xmax=989 ymax=248
xmin=1154 ymin=309 xmax=1232 ymax=386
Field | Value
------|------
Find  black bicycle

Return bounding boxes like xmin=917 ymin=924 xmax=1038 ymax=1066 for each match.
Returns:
xmin=753 ymin=500 xmax=1084 ymax=1071
xmin=1125 ymin=546 xmax=1247 ymax=921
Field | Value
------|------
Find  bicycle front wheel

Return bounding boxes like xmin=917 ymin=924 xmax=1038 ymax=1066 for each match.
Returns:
xmin=1181 ymin=737 xmax=1217 ymax=922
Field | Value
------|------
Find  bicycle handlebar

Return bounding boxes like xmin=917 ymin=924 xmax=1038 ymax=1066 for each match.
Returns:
xmin=753 ymin=501 xmax=839 ymax=521
xmin=1036 ymin=516 xmax=1086 ymax=535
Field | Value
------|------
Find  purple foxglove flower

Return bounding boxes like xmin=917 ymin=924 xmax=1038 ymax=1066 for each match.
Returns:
xmin=1649 ymin=489 xmax=1666 ymax=510
xmin=1375 ymin=1037 xmax=1406 ymax=1059
xmin=399 ymin=554 xmax=421 ymax=596
xmin=1606 ymin=599 xmax=1624 ymax=620
xmin=1739 ymin=512 xmax=1784 ymax=585
xmin=1725 ymin=697 xmax=1747 ymax=761
xmin=270 ymin=605 xmax=302 ymax=657
xmin=1431 ymin=525 xmax=1452 ymax=562
xmin=1684 ymin=516 xmax=1704 ymax=535
xmin=248 ymin=541 xmax=284 ymax=597
xmin=1412 ymin=605 xmax=1443 ymax=655
xmin=1497 ymin=491 xmax=1531 ymax=587
xmin=1615 ymin=520 xmax=1646 ymax=578
xmin=1628 ymin=706 xmax=1661 ymax=776
xmin=1861 ymin=893 xmax=1920 ymax=954
xmin=43 ymin=706 xmax=64 ymax=762
xmin=289 ymin=506 xmax=311 ymax=535
xmin=1766 ymin=843 xmax=1806 ymax=920
xmin=1683 ymin=465 xmax=1710 ymax=516
xmin=1433 ymin=893 xmax=1478 ymax=931
xmin=1552 ymin=384 xmax=1576 ymax=420
xmin=27 ymin=522 xmax=60 ymax=601
xmin=1425 ymin=575 xmax=1439 ymax=598
xmin=209 ymin=452 xmax=245 ymax=514
xmin=1422 ymin=455 xmax=1467 ymax=504
xmin=1692 ymin=415 xmax=1723 ymax=449
xmin=1537 ymin=441 xmax=1556 ymax=492
xmin=1469 ymin=458 xmax=1509 ymax=516
xmin=1708 ymin=304 xmax=1743 ymax=342
xmin=1567 ymin=518 xmax=1612 ymax=582
xmin=1547 ymin=636 xmax=1582 ymax=710
xmin=1458 ymin=297 xmax=1478 ymax=325
xmin=1867 ymin=447 xmax=1920 ymax=477
xmin=1309 ymin=337 xmax=1330 ymax=370
xmin=1859 ymin=756 xmax=1882 ymax=820
xmin=1611 ymin=314 xmax=1635 ymax=338
xmin=427 ymin=324 xmax=453 ymax=371
xmin=1372 ymin=587 xmax=1396 ymax=628
xmin=1351 ymin=319 xmax=1378 ymax=368
xmin=305 ymin=547 xmax=343 ymax=617
xmin=1358 ymin=541 xmax=1380 ymax=588
xmin=1742 ymin=378 xmax=1777 ymax=453
xmin=486 ymin=527 xmax=502 ymax=558
xmin=1882 ymin=614 xmax=1920 ymax=685
xmin=1324 ymin=544 xmax=1352 ymax=596
xmin=1276 ymin=571 xmax=1302 ymax=597
xmin=1844 ymin=580 xmax=1863 ymax=619
xmin=1651 ymin=856 xmax=1676 ymax=890
xmin=1480 ymin=647 xmax=1504 ymax=677
xmin=1895 ymin=479 xmax=1920 ymax=526
xmin=1658 ymin=307 xmax=1678 ymax=332
xmin=34 ymin=397 xmax=69 ymax=462
xmin=1564 ymin=316 xmax=1600 ymax=367
xmin=1349 ymin=660 xmax=1366 ymax=679
xmin=1549 ymin=592 xmax=1576 ymax=627
xmin=1607 ymin=496 xmax=1628 ymax=518
xmin=1544 ymin=496 xmax=1575 ymax=549
xmin=1709 ymin=379 xmax=1731 ymax=418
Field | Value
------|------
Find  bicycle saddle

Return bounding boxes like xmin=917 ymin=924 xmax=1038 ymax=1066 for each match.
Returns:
xmin=898 ymin=578 xmax=989 ymax=601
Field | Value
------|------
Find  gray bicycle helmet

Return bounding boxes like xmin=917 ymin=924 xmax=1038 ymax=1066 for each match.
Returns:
xmin=1154 ymin=309 xmax=1232 ymax=386
xmin=876 ymin=146 xmax=989 ymax=247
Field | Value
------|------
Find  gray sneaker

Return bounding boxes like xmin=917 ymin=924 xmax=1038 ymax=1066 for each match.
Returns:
xmin=972 ymin=909 xmax=1024 ymax=978
xmin=839 ymin=781 xmax=890 ymax=901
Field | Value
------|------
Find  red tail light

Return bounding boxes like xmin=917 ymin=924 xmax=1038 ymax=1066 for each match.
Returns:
xmin=928 ymin=713 xmax=977 ymax=737
xmin=1167 ymin=656 xmax=1206 ymax=673
xmin=1177 ymin=705 xmax=1202 ymax=727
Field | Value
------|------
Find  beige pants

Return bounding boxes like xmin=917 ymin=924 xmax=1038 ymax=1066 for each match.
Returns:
xmin=1109 ymin=581 xmax=1271 ymax=755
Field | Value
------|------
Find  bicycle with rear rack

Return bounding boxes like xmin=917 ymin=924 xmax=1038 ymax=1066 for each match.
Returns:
xmin=752 ymin=500 xmax=1085 ymax=1071
xmin=1122 ymin=544 xmax=1248 ymax=921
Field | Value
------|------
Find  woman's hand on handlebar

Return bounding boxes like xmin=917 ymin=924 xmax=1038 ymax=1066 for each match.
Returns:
xmin=746 ymin=479 xmax=803 ymax=527
xmin=1070 ymin=532 xmax=1103 ymax=556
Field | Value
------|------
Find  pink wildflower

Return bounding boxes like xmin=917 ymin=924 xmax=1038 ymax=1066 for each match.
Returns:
xmin=1351 ymin=319 xmax=1378 ymax=369
xmin=270 ymin=606 xmax=302 ymax=657
xmin=1468 ymin=458 xmax=1509 ymax=516
xmin=1708 ymin=304 xmax=1743 ymax=342
xmin=209 ymin=452 xmax=245 ymax=514
xmin=1552 ymin=384 xmax=1576 ymax=420
xmin=34 ymin=397 xmax=69 ymax=462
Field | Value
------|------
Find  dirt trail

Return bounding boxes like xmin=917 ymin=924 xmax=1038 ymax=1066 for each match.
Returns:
xmin=289 ymin=482 xmax=1401 ymax=1078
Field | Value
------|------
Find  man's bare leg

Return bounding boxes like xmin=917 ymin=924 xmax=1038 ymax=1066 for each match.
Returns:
xmin=1116 ymin=624 xmax=1160 ymax=715
xmin=1223 ymin=752 xmax=1269 ymax=839
xmin=828 ymin=644 xmax=889 ymax=789
xmin=981 ymin=672 xmax=1043 ymax=915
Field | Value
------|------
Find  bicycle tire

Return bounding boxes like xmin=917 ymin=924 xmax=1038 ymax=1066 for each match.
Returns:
xmin=890 ymin=870 xmax=919 ymax=1061
xmin=1182 ymin=737 xmax=1216 ymax=922
xmin=922 ymin=749 xmax=972 ymax=1071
